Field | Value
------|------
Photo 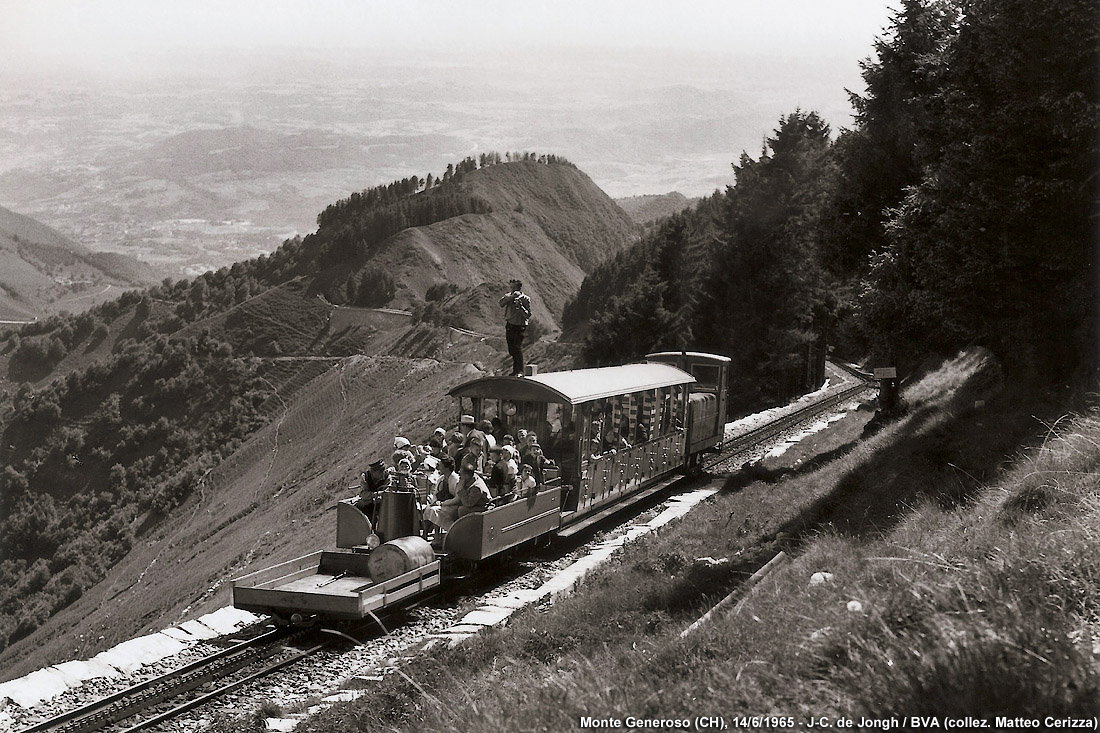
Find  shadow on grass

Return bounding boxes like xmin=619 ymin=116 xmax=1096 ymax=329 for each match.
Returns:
xmin=731 ymin=380 xmax=1064 ymax=546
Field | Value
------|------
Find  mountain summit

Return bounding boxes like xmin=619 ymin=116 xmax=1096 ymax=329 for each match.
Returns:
xmin=308 ymin=158 xmax=638 ymax=336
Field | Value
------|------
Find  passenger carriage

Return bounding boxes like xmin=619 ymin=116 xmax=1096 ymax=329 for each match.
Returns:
xmin=645 ymin=351 xmax=731 ymax=462
xmin=444 ymin=351 xmax=730 ymax=548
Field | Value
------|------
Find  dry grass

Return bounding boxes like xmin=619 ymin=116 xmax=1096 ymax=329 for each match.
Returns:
xmin=298 ymin=349 xmax=1100 ymax=730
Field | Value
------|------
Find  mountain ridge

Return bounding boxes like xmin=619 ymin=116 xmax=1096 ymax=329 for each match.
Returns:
xmin=0 ymin=204 xmax=160 ymax=320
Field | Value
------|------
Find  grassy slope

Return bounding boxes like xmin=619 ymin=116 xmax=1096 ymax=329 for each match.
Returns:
xmin=615 ymin=192 xmax=697 ymax=226
xmin=356 ymin=161 xmax=638 ymax=336
xmin=0 ymin=288 xmax=572 ymax=679
xmin=0 ymin=352 xmax=469 ymax=679
xmin=0 ymin=204 xmax=158 ymax=320
xmin=291 ymin=348 xmax=1100 ymax=730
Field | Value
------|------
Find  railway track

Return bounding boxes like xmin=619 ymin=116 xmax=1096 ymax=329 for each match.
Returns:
xmin=705 ymin=377 xmax=876 ymax=471
xmin=14 ymin=620 xmax=401 ymax=733
xmin=18 ymin=627 xmax=297 ymax=733
xmin=15 ymin=576 xmax=482 ymax=733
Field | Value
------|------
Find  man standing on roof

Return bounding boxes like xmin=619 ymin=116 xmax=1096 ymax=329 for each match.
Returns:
xmin=499 ymin=278 xmax=532 ymax=377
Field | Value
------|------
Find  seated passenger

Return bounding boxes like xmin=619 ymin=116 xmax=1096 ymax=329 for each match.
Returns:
xmin=394 ymin=437 xmax=423 ymax=469
xmin=521 ymin=440 xmax=554 ymax=484
xmin=477 ymin=420 xmax=497 ymax=451
xmin=431 ymin=457 xmax=459 ymax=502
xmin=589 ymin=437 xmax=606 ymax=461
xmin=489 ymin=445 xmax=519 ymax=500
xmin=455 ymin=462 xmax=490 ymax=517
xmin=446 ymin=432 xmax=464 ymax=461
xmin=534 ymin=443 xmax=556 ymax=468
xmin=458 ymin=414 xmax=477 ymax=443
xmin=392 ymin=458 xmax=416 ymax=491
xmin=617 ymin=428 xmax=633 ymax=450
xmin=355 ymin=459 xmax=390 ymax=519
xmin=517 ymin=462 xmax=538 ymax=500
xmin=428 ymin=427 xmax=447 ymax=456
xmin=424 ymin=495 xmax=460 ymax=533
xmin=423 ymin=458 xmax=466 ymax=533
xmin=455 ymin=434 xmax=486 ymax=475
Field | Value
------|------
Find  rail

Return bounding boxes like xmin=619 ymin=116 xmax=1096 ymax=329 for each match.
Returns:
xmin=19 ymin=628 xmax=293 ymax=733
xmin=706 ymin=381 xmax=875 ymax=471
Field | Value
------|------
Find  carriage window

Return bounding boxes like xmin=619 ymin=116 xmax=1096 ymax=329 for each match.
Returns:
xmin=480 ymin=399 xmax=499 ymax=423
xmin=635 ymin=389 xmax=657 ymax=443
xmin=590 ymin=399 xmax=612 ymax=454
xmin=671 ymin=385 xmax=686 ymax=428
xmin=691 ymin=364 xmax=720 ymax=390
xmin=545 ymin=403 xmax=563 ymax=450
xmin=579 ymin=404 xmax=593 ymax=465
xmin=658 ymin=387 xmax=672 ymax=433
xmin=612 ymin=394 xmax=632 ymax=449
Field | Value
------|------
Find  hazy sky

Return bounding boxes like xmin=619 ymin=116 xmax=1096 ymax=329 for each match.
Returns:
xmin=3 ymin=0 xmax=895 ymax=69
xmin=0 ymin=0 xmax=902 ymax=202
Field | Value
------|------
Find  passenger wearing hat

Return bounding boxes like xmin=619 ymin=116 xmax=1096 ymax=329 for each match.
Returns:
xmin=395 ymin=435 xmax=430 ymax=470
xmin=363 ymin=459 xmax=390 ymax=492
xmin=392 ymin=457 xmax=416 ymax=491
xmin=499 ymin=278 xmax=532 ymax=377
xmin=355 ymin=459 xmax=391 ymax=520
xmin=458 ymin=414 xmax=476 ymax=442
xmin=465 ymin=419 xmax=487 ymax=453
xmin=455 ymin=432 xmax=486 ymax=474
xmin=391 ymin=450 xmax=413 ymax=470
xmin=428 ymin=427 xmax=447 ymax=455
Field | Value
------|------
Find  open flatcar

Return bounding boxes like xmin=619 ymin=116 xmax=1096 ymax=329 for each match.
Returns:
xmin=231 ymin=352 xmax=729 ymax=622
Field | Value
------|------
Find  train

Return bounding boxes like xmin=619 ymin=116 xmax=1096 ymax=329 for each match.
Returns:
xmin=231 ymin=351 xmax=730 ymax=624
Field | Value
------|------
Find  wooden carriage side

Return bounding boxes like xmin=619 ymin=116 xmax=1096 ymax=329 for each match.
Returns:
xmin=447 ymin=362 xmax=697 ymax=537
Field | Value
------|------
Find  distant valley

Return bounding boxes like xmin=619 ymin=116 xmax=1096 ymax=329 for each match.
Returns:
xmin=0 ymin=51 xmax=858 ymax=279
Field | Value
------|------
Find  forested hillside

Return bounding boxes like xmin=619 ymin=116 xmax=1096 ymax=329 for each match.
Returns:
xmin=0 ymin=154 xmax=635 ymax=663
xmin=567 ymin=0 xmax=1099 ymax=413
xmin=614 ymin=192 xmax=697 ymax=227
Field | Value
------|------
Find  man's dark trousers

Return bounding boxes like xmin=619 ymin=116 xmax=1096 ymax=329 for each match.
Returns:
xmin=506 ymin=323 xmax=526 ymax=376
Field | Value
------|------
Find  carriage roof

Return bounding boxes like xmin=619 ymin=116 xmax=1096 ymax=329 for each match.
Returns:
xmin=448 ymin=363 xmax=695 ymax=406
xmin=646 ymin=351 xmax=732 ymax=363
